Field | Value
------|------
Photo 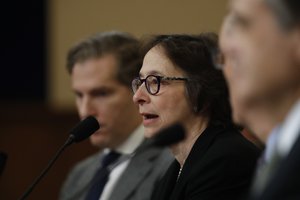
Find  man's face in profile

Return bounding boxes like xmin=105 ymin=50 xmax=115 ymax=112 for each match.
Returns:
xmin=220 ymin=0 xmax=300 ymax=139
xmin=71 ymin=54 xmax=140 ymax=149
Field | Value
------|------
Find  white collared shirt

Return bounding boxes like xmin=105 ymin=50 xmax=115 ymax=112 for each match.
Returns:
xmin=99 ymin=125 xmax=144 ymax=200
xmin=277 ymin=100 xmax=300 ymax=157
xmin=264 ymin=126 xmax=281 ymax=163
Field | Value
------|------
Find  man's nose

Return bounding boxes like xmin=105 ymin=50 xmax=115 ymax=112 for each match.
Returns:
xmin=79 ymin=97 xmax=97 ymax=119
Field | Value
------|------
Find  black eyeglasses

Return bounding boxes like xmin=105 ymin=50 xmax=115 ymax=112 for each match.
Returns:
xmin=132 ymin=75 xmax=189 ymax=95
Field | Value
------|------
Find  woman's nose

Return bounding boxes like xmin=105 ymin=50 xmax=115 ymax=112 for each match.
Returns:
xmin=132 ymin=84 xmax=149 ymax=105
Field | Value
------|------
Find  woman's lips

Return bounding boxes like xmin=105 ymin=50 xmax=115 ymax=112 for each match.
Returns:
xmin=141 ymin=113 xmax=159 ymax=126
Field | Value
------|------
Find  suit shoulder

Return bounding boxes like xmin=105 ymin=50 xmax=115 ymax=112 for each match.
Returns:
xmin=65 ymin=151 xmax=102 ymax=180
xmin=140 ymin=146 xmax=174 ymax=165
xmin=213 ymin=128 xmax=262 ymax=157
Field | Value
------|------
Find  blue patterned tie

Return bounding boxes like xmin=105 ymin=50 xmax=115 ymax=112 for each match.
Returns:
xmin=85 ymin=151 xmax=121 ymax=200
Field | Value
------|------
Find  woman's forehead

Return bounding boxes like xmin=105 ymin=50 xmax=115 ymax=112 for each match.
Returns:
xmin=141 ymin=50 xmax=173 ymax=74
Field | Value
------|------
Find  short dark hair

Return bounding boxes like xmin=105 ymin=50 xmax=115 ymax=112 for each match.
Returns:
xmin=66 ymin=31 xmax=142 ymax=87
xmin=266 ymin=0 xmax=300 ymax=28
xmin=141 ymin=33 xmax=234 ymax=128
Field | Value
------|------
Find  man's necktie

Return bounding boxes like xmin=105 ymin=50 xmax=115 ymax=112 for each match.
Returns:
xmin=85 ymin=151 xmax=121 ymax=200
xmin=250 ymin=133 xmax=282 ymax=198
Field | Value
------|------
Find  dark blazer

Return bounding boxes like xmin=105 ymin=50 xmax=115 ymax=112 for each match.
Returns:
xmin=253 ymin=133 xmax=300 ymax=200
xmin=152 ymin=125 xmax=261 ymax=200
xmin=60 ymin=146 xmax=173 ymax=200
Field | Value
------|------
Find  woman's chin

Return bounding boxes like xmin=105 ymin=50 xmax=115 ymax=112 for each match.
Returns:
xmin=144 ymin=127 xmax=159 ymax=138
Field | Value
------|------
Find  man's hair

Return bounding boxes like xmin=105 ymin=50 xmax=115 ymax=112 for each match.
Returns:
xmin=66 ymin=31 xmax=142 ymax=87
xmin=140 ymin=33 xmax=235 ymax=128
xmin=266 ymin=0 xmax=300 ymax=28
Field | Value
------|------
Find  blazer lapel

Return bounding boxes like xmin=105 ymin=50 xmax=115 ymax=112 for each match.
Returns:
xmin=67 ymin=152 xmax=104 ymax=199
xmin=170 ymin=126 xmax=225 ymax=200
xmin=155 ymin=160 xmax=180 ymax=200
xmin=260 ymin=132 xmax=300 ymax=199
xmin=109 ymin=148 xmax=161 ymax=200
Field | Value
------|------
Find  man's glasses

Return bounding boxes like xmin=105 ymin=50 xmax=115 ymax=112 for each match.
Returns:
xmin=131 ymin=75 xmax=189 ymax=95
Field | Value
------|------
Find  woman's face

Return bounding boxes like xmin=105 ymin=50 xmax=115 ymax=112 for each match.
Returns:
xmin=133 ymin=46 xmax=195 ymax=137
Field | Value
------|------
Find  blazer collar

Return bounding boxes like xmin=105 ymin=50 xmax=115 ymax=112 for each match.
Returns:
xmin=172 ymin=125 xmax=227 ymax=197
xmin=108 ymin=147 xmax=164 ymax=200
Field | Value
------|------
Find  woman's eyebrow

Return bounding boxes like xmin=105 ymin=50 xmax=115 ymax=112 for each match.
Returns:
xmin=139 ymin=70 xmax=164 ymax=78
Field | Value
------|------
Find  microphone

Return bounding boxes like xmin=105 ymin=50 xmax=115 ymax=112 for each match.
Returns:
xmin=107 ymin=123 xmax=185 ymax=172
xmin=66 ymin=116 xmax=100 ymax=144
xmin=136 ymin=123 xmax=186 ymax=153
xmin=18 ymin=116 xmax=100 ymax=200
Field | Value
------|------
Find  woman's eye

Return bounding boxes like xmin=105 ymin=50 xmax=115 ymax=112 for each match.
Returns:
xmin=150 ymin=79 xmax=159 ymax=85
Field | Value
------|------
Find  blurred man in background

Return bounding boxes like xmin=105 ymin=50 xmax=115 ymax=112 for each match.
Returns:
xmin=60 ymin=31 xmax=172 ymax=200
xmin=219 ymin=0 xmax=300 ymax=199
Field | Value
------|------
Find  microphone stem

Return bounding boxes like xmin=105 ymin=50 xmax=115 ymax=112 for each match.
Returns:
xmin=18 ymin=137 xmax=73 ymax=200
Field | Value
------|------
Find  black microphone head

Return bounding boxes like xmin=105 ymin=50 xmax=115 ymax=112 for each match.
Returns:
xmin=152 ymin=123 xmax=185 ymax=147
xmin=69 ymin=116 xmax=100 ymax=143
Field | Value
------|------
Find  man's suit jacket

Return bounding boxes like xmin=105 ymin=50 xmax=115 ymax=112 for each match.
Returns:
xmin=152 ymin=125 xmax=261 ymax=200
xmin=59 ymin=146 xmax=173 ymax=200
xmin=253 ymin=132 xmax=300 ymax=200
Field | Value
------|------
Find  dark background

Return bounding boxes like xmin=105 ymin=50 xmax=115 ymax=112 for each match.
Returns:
xmin=0 ymin=1 xmax=97 ymax=199
xmin=0 ymin=0 xmax=46 ymax=101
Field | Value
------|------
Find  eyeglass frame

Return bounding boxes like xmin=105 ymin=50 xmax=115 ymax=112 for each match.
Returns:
xmin=131 ymin=74 xmax=190 ymax=95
